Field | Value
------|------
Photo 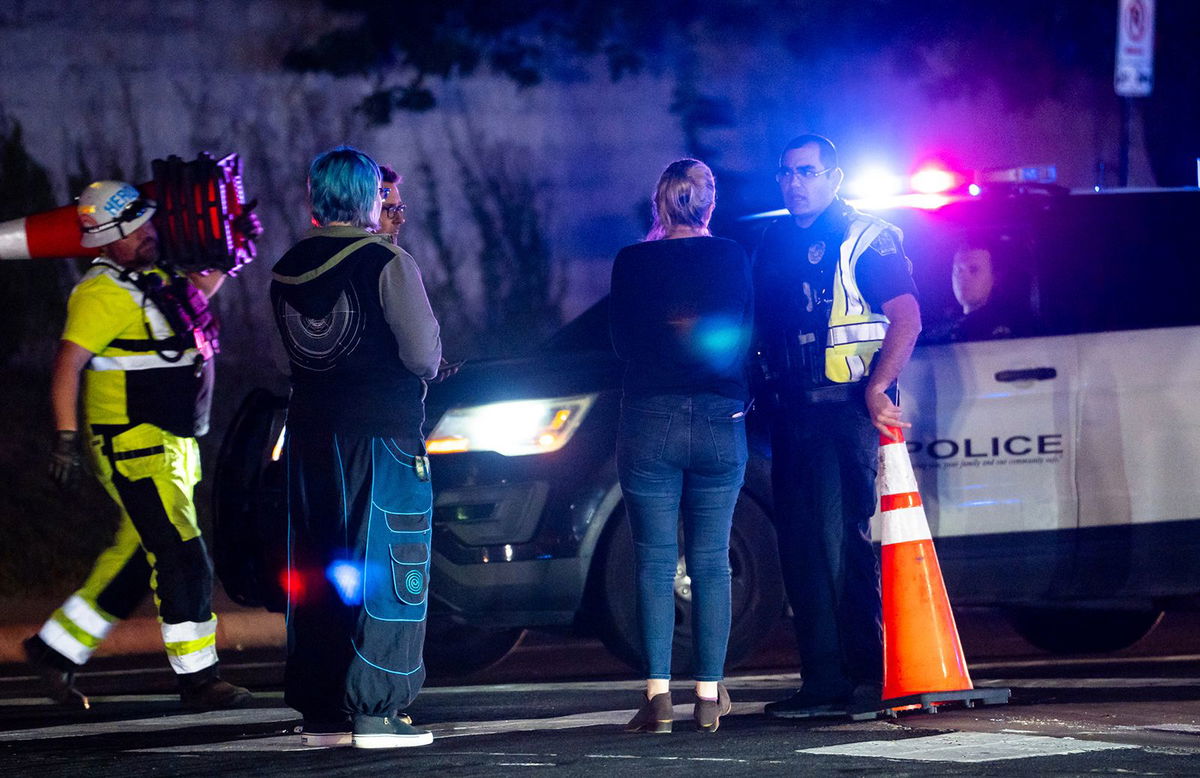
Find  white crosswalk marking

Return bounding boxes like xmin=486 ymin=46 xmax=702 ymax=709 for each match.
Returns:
xmin=800 ymin=731 xmax=1137 ymax=762
xmin=0 ymin=708 xmax=294 ymax=741
xmin=124 ymin=704 xmax=767 ymax=753
xmin=2 ymin=673 xmax=1194 ymax=763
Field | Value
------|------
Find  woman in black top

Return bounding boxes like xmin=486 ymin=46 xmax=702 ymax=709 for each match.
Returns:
xmin=610 ymin=159 xmax=753 ymax=734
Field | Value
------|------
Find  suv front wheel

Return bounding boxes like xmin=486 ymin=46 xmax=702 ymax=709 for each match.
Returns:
xmin=595 ymin=493 xmax=783 ymax=673
xmin=1006 ymin=606 xmax=1164 ymax=654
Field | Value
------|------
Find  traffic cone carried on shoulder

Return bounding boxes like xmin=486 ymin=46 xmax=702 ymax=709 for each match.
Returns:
xmin=866 ymin=426 xmax=1010 ymax=718
xmin=0 ymin=204 xmax=98 ymax=261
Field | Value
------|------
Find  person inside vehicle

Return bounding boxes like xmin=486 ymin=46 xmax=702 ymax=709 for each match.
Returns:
xmin=948 ymin=235 xmax=1035 ymax=341
xmin=610 ymin=158 xmax=753 ymax=734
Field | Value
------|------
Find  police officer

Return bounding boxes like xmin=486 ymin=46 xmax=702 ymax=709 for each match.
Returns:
xmin=754 ymin=136 xmax=922 ymax=719
xmin=24 ymin=180 xmax=252 ymax=711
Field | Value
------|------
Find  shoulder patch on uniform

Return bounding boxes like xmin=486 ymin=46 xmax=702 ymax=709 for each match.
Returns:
xmin=870 ymin=229 xmax=898 ymax=256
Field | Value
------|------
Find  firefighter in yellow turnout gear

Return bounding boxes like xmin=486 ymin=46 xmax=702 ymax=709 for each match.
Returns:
xmin=24 ymin=181 xmax=252 ymax=710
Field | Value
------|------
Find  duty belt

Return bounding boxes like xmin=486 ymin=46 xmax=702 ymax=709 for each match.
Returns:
xmin=790 ymin=382 xmax=865 ymax=405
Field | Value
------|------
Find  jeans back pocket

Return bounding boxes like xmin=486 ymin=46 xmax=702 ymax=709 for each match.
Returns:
xmin=708 ymin=410 xmax=749 ymax=467
xmin=618 ymin=404 xmax=673 ymax=466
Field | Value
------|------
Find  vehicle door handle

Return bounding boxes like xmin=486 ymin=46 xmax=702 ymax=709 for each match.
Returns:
xmin=994 ymin=367 xmax=1057 ymax=382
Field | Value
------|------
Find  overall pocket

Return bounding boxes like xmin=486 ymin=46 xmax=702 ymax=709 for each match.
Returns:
xmin=390 ymin=541 xmax=430 ymax=607
xmin=362 ymin=438 xmax=432 ymax=623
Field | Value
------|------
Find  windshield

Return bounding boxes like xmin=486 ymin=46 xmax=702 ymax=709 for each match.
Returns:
xmin=539 ymin=296 xmax=614 ymax=354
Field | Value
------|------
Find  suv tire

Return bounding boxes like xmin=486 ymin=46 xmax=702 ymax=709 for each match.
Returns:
xmin=1007 ymin=606 xmax=1164 ymax=654
xmin=595 ymin=492 xmax=783 ymax=674
xmin=424 ymin=621 xmax=526 ymax=676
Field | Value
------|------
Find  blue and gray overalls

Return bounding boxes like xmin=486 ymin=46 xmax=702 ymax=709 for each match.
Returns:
xmin=270 ymin=227 xmax=442 ymax=720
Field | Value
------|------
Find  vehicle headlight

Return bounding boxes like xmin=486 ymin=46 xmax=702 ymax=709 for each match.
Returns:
xmin=426 ymin=394 xmax=597 ymax=456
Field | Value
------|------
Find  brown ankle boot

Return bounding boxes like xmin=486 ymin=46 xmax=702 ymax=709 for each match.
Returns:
xmin=625 ymin=691 xmax=673 ymax=733
xmin=694 ymin=683 xmax=731 ymax=733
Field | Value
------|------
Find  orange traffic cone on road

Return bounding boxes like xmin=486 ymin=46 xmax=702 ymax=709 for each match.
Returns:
xmin=866 ymin=426 xmax=1009 ymax=717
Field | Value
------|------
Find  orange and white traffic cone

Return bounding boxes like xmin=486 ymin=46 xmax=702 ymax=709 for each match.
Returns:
xmin=1 ymin=152 xmax=255 ymax=270
xmin=0 ymin=204 xmax=98 ymax=261
xmin=863 ymin=426 xmax=1009 ymax=718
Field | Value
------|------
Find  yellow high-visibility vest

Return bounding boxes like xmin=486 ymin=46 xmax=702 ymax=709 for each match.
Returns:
xmin=824 ymin=213 xmax=902 ymax=383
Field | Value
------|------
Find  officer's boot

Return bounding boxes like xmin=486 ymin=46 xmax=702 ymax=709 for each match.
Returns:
xmin=22 ymin=635 xmax=90 ymax=709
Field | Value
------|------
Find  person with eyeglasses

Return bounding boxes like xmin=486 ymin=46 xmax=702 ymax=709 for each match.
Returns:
xmin=377 ymin=164 xmax=461 ymax=381
xmin=753 ymin=135 xmax=922 ymax=721
xmin=271 ymin=146 xmax=442 ymax=748
xmin=377 ymin=165 xmax=407 ymax=245
xmin=23 ymin=180 xmax=253 ymax=712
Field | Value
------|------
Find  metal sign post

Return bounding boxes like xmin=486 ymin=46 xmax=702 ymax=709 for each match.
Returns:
xmin=1114 ymin=0 xmax=1155 ymax=186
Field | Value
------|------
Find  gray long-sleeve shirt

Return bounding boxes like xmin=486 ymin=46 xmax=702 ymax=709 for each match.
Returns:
xmin=379 ymin=249 xmax=441 ymax=380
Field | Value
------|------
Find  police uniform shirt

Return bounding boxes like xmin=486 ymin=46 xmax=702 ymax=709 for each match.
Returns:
xmin=755 ymin=199 xmax=916 ymax=349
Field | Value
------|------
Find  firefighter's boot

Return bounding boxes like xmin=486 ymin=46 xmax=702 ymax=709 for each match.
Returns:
xmin=180 ymin=677 xmax=254 ymax=711
xmin=23 ymin=635 xmax=90 ymax=709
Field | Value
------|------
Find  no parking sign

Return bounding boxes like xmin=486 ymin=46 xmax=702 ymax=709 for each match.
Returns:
xmin=1115 ymin=0 xmax=1155 ymax=97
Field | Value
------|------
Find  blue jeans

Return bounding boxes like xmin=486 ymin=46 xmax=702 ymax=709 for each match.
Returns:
xmin=616 ymin=393 xmax=748 ymax=682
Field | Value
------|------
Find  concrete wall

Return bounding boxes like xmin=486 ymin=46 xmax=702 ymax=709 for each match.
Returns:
xmin=0 ymin=0 xmax=1152 ymax=348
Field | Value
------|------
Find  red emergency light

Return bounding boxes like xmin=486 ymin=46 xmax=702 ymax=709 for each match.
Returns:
xmin=910 ymin=163 xmax=963 ymax=195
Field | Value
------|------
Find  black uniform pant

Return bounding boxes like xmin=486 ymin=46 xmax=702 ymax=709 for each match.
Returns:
xmin=284 ymin=429 xmax=430 ymax=719
xmin=769 ymin=399 xmax=883 ymax=700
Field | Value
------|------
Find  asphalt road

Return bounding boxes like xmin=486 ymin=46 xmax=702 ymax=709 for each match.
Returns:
xmin=2 ymin=610 xmax=1198 ymax=776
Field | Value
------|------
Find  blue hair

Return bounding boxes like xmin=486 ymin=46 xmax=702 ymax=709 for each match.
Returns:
xmin=309 ymin=145 xmax=381 ymax=228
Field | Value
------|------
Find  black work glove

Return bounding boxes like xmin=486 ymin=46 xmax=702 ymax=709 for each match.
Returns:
xmin=232 ymin=198 xmax=263 ymax=240
xmin=49 ymin=430 xmax=83 ymax=491
xmin=431 ymin=357 xmax=464 ymax=384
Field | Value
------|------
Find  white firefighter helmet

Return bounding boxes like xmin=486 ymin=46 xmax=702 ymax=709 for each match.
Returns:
xmin=77 ymin=180 xmax=156 ymax=248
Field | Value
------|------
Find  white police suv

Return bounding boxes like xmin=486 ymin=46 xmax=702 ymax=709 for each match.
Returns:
xmin=877 ymin=182 xmax=1200 ymax=653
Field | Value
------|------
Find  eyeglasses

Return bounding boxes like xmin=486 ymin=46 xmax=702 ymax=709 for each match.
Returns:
xmin=776 ymin=166 xmax=836 ymax=182
xmin=381 ymin=203 xmax=407 ymax=217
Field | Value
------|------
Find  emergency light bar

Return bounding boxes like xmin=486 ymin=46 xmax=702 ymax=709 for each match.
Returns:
xmin=979 ymin=165 xmax=1057 ymax=185
xmin=737 ymin=159 xmax=1064 ymax=220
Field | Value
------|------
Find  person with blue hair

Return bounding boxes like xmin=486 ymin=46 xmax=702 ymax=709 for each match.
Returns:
xmin=270 ymin=145 xmax=443 ymax=749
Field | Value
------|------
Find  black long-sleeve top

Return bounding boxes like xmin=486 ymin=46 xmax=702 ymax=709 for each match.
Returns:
xmin=609 ymin=236 xmax=753 ymax=402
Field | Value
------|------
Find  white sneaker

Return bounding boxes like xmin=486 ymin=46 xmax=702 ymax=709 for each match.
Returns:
xmin=300 ymin=717 xmax=353 ymax=747
xmin=352 ymin=713 xmax=433 ymax=749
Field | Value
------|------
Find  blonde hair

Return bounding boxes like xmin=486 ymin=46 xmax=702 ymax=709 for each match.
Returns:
xmin=646 ymin=159 xmax=715 ymax=241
